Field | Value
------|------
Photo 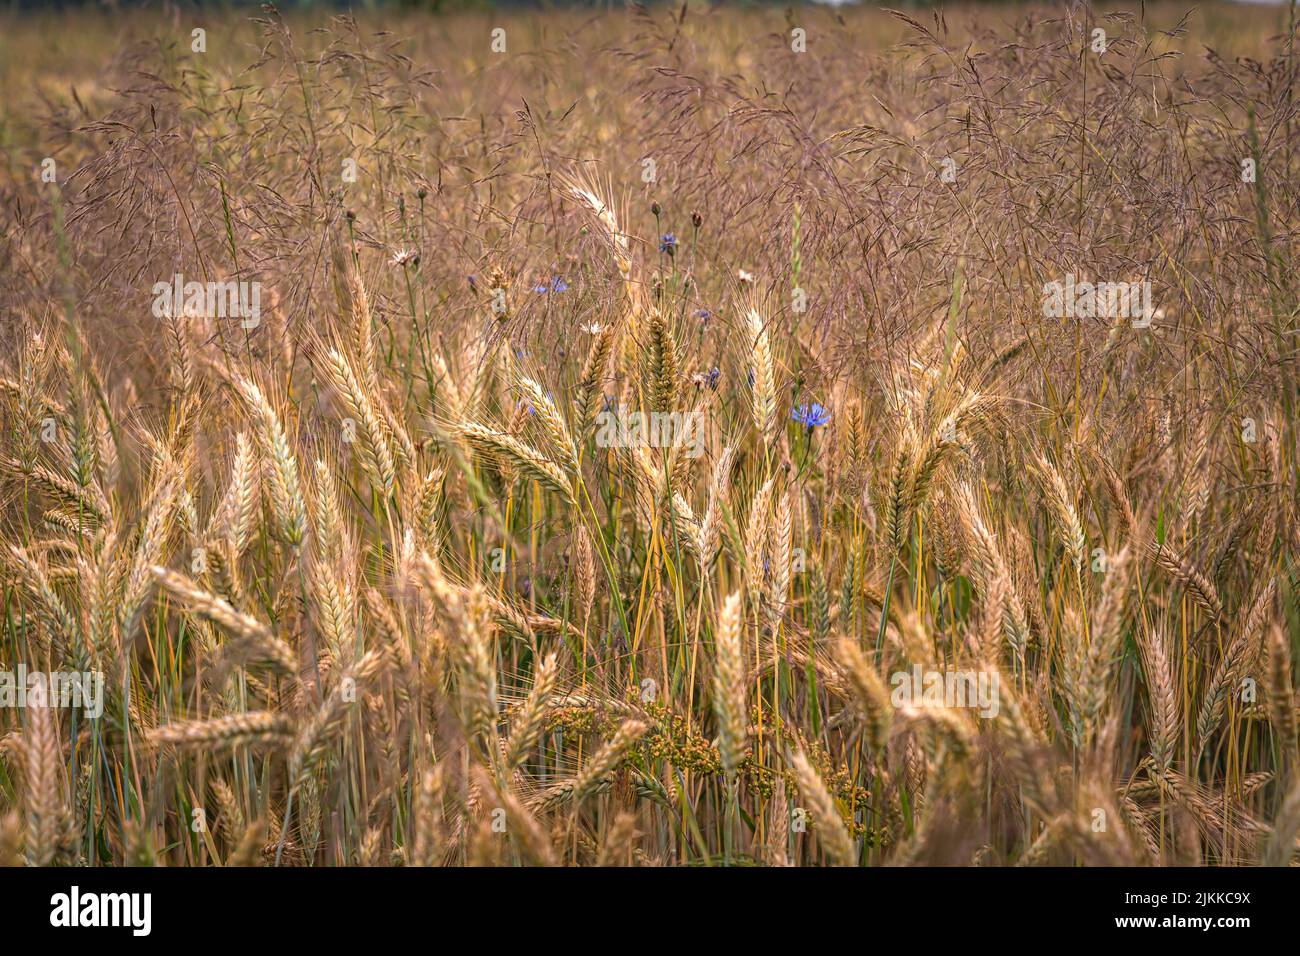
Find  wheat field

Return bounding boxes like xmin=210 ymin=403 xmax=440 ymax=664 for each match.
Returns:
xmin=0 ymin=2 xmax=1298 ymax=868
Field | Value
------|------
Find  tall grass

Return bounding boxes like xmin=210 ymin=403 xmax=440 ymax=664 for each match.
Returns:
xmin=0 ymin=3 xmax=1298 ymax=866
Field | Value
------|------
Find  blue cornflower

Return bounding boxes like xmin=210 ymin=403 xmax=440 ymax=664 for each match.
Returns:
xmin=659 ymin=233 xmax=677 ymax=255
xmin=695 ymin=308 xmax=712 ymax=321
xmin=792 ymin=402 xmax=832 ymax=431
xmin=691 ymin=366 xmax=722 ymax=390
xmin=533 ymin=276 xmax=569 ymax=294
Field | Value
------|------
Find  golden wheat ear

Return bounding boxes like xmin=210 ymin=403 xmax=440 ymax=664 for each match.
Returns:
xmin=787 ymin=745 xmax=856 ymax=866
xmin=712 ymin=590 xmax=747 ymax=787
xmin=317 ymin=343 xmax=397 ymax=497
xmin=233 ymin=376 xmax=308 ymax=547
xmin=457 ymin=420 xmax=575 ymax=503
xmin=561 ymin=172 xmax=633 ymax=283
xmin=746 ymin=307 xmax=777 ymax=450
